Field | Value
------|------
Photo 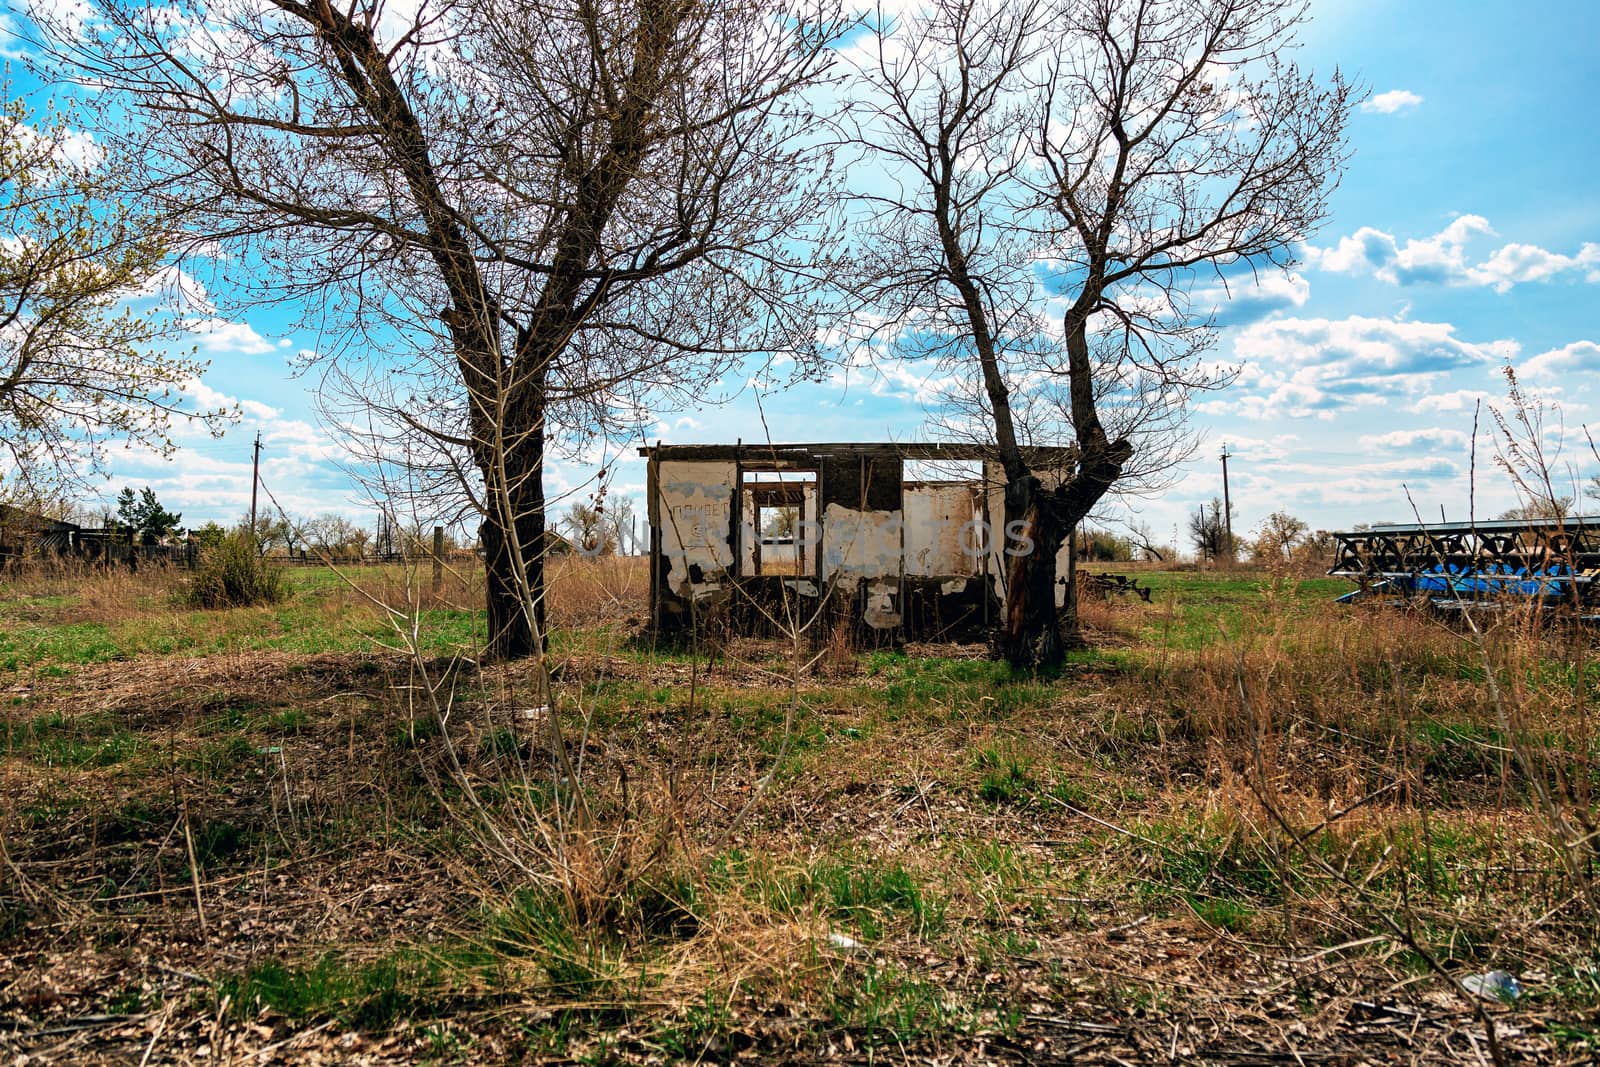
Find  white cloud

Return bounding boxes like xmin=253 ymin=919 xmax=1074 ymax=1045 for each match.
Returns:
xmin=188 ymin=317 xmax=280 ymax=356
xmin=1362 ymin=89 xmax=1423 ymax=115
xmin=1192 ymin=271 xmax=1310 ymax=326
xmin=1306 ymin=215 xmax=1493 ymax=286
xmin=1519 ymin=340 xmax=1600 ymax=379
xmin=1205 ymin=316 xmax=1509 ymax=420
xmin=1411 ymin=388 xmax=1495 ymax=414
xmin=1306 ymin=217 xmax=1600 ymax=293
xmin=1477 ymin=243 xmax=1600 ymax=293
xmin=181 ymin=376 xmax=277 ymax=422
xmin=1358 ymin=427 xmax=1470 ymax=451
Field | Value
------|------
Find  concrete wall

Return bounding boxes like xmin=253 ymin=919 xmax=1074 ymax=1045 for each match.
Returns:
xmin=905 ymin=483 xmax=983 ymax=577
xmin=648 ymin=449 xmax=1016 ymax=638
xmin=655 ymin=459 xmax=737 ymax=600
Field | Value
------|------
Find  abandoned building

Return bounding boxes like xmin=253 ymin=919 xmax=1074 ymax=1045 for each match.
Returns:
xmin=641 ymin=442 xmax=1080 ymax=641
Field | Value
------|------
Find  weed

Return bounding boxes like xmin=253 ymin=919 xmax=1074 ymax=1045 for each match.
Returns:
xmin=826 ymin=961 xmax=951 ymax=1046
xmin=182 ymin=735 xmax=257 ymax=777
xmin=391 ymin=714 xmax=443 ymax=750
xmin=812 ymin=858 xmax=945 ymax=939
xmin=271 ymin=708 xmax=310 ymax=733
xmin=217 ymin=953 xmax=429 ymax=1030
xmin=974 ymin=742 xmax=1035 ymax=805
xmin=488 ymin=888 xmax=614 ymax=998
xmin=655 ymin=989 xmax=733 ymax=1059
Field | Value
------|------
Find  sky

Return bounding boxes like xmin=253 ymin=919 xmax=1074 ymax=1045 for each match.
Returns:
xmin=8 ymin=0 xmax=1600 ymax=551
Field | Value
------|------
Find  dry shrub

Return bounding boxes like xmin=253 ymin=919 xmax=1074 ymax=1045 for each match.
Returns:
xmin=188 ymin=534 xmax=288 ymax=608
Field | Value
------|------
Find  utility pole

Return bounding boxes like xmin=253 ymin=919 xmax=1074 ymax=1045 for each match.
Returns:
xmin=249 ymin=432 xmax=262 ymax=534
xmin=1219 ymin=444 xmax=1234 ymax=560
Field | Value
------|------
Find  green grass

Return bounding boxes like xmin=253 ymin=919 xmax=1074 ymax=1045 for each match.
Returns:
xmin=216 ymin=953 xmax=436 ymax=1029
xmin=825 ymin=961 xmax=953 ymax=1046
xmin=0 ymin=565 xmax=487 ymax=673
xmin=708 ymin=850 xmax=945 ymax=941
xmin=1127 ymin=572 xmax=1349 ymax=652
xmin=1 ymin=712 xmax=141 ymax=768
xmin=974 ymin=741 xmax=1035 ymax=805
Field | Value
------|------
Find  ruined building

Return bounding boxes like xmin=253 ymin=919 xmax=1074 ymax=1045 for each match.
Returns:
xmin=641 ymin=442 xmax=1079 ymax=641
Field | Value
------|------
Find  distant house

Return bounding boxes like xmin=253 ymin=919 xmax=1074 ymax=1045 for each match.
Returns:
xmin=0 ymin=505 xmax=82 ymax=561
xmin=0 ymin=505 xmax=196 ymax=569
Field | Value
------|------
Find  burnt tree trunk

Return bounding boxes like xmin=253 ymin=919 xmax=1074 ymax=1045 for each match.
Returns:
xmin=1000 ymin=474 xmax=1068 ymax=667
xmin=996 ymin=303 xmax=1132 ymax=670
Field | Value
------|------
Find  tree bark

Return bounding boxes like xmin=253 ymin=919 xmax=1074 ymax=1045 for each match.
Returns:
xmin=480 ymin=483 xmax=545 ymax=661
xmin=470 ymin=360 xmax=550 ymax=664
xmin=997 ymin=304 xmax=1132 ymax=670
xmin=1000 ymin=474 xmax=1067 ymax=668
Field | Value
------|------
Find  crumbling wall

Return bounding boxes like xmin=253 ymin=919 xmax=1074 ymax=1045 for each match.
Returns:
xmin=905 ymin=483 xmax=982 ymax=576
xmin=645 ymin=444 xmax=1043 ymax=641
xmin=654 ymin=459 xmax=736 ymax=605
xmin=816 ymin=453 xmax=905 ymax=631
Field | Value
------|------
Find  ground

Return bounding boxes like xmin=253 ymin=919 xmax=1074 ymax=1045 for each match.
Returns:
xmin=1 ymin=556 xmax=1597 ymax=1064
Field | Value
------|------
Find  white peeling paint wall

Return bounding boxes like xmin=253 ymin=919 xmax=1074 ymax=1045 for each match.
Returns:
xmin=820 ymin=501 xmax=902 ymax=593
xmin=905 ymin=484 xmax=983 ymax=577
xmin=656 ymin=460 xmax=736 ymax=597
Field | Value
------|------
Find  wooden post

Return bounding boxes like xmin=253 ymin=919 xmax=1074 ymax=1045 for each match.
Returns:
xmin=432 ymin=525 xmax=444 ymax=598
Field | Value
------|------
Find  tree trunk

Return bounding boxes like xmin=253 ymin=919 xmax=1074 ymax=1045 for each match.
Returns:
xmin=1000 ymin=474 xmax=1069 ymax=669
xmin=476 ymin=397 xmax=548 ymax=663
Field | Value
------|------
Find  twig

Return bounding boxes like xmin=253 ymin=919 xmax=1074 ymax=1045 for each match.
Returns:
xmin=137 ymin=1003 xmax=175 ymax=1067
xmin=181 ymin=802 xmax=207 ymax=935
xmin=1038 ymin=792 xmax=1165 ymax=849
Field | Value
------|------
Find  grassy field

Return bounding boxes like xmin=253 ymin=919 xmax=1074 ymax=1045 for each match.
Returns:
xmin=2 ymin=556 xmax=1597 ymax=1063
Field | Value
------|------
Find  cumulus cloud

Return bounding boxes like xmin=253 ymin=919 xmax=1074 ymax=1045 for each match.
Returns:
xmin=1519 ymin=340 xmax=1600 ymax=379
xmin=181 ymin=377 xmax=265 ymax=421
xmin=1411 ymin=388 xmax=1496 ymax=414
xmin=1202 ymin=316 xmax=1509 ymax=420
xmin=1192 ymin=271 xmax=1310 ymax=326
xmin=1477 ymin=243 xmax=1600 ymax=292
xmin=1306 ymin=215 xmax=1494 ymax=286
xmin=188 ymin=317 xmax=280 ymax=355
xmin=1361 ymin=89 xmax=1423 ymax=115
xmin=1306 ymin=217 xmax=1600 ymax=293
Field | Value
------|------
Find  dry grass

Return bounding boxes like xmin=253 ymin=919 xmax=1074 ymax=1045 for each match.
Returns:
xmin=544 ymin=552 xmax=648 ymax=627
xmin=3 ymin=561 xmax=1599 ymax=1064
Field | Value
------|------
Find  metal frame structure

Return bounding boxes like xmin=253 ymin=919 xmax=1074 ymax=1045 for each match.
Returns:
xmin=1327 ymin=516 xmax=1600 ymax=616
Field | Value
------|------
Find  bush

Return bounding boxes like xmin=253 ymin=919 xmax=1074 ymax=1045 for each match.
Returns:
xmin=188 ymin=533 xmax=288 ymax=608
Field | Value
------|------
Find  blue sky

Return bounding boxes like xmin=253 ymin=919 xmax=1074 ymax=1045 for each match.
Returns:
xmin=11 ymin=0 xmax=1600 ymax=550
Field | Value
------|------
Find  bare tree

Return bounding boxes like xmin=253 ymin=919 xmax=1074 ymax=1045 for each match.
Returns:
xmin=1252 ymin=509 xmax=1308 ymax=562
xmin=846 ymin=0 xmax=1352 ymax=666
xmin=39 ymin=0 xmax=841 ymax=660
xmin=304 ymin=512 xmax=366 ymax=557
xmin=1188 ymin=497 xmax=1232 ymax=562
